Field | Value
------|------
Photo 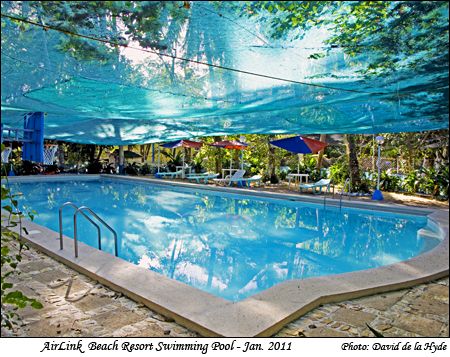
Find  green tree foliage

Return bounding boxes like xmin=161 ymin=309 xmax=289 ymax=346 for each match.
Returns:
xmin=339 ymin=130 xmax=449 ymax=198
xmin=1 ymin=147 xmax=43 ymax=330
xmin=239 ymin=1 xmax=449 ymax=77
xmin=161 ymin=150 xmax=183 ymax=171
xmin=2 ymin=1 xmax=190 ymax=60
xmin=236 ymin=2 xmax=448 ymax=193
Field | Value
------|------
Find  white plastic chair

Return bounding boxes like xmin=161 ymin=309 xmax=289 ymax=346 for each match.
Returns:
xmin=213 ymin=169 xmax=246 ymax=186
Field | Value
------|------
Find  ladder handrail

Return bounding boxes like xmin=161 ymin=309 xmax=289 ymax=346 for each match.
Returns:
xmin=339 ymin=178 xmax=351 ymax=209
xmin=74 ymin=206 xmax=118 ymax=258
xmin=59 ymin=202 xmax=101 ymax=252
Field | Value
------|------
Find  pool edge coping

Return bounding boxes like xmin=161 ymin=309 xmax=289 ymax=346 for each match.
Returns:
xmin=2 ymin=174 xmax=449 ymax=337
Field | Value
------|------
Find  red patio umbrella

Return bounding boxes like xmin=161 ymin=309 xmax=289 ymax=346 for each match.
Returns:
xmin=158 ymin=139 xmax=203 ymax=174
xmin=161 ymin=139 xmax=203 ymax=149
xmin=210 ymin=140 xmax=248 ymax=173
xmin=210 ymin=140 xmax=248 ymax=150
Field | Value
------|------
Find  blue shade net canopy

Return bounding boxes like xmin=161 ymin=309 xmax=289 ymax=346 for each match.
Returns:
xmin=1 ymin=1 xmax=448 ymax=145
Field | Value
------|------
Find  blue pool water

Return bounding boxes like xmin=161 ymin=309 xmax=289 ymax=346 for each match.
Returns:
xmin=10 ymin=178 xmax=440 ymax=301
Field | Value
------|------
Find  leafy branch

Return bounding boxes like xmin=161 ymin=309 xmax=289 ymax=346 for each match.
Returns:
xmin=1 ymin=144 xmax=42 ymax=331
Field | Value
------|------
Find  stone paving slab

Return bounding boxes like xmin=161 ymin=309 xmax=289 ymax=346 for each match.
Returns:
xmin=276 ymin=278 xmax=449 ymax=338
xmin=303 ymin=326 xmax=348 ymax=338
xmin=90 ymin=306 xmax=143 ymax=331
xmin=352 ymin=291 xmax=406 ymax=311
xmin=421 ymin=284 xmax=449 ymax=302
xmin=409 ymin=297 xmax=449 ymax=316
xmin=330 ymin=308 xmax=376 ymax=328
xmin=18 ymin=260 xmax=54 ymax=273
xmin=1 ymin=239 xmax=448 ymax=338
xmin=392 ymin=313 xmax=444 ymax=336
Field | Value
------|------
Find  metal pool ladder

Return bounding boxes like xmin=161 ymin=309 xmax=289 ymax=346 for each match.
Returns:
xmin=339 ymin=178 xmax=352 ymax=210
xmin=59 ymin=202 xmax=118 ymax=258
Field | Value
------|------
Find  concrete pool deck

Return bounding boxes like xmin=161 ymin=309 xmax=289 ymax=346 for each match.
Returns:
xmin=2 ymin=174 xmax=449 ymax=337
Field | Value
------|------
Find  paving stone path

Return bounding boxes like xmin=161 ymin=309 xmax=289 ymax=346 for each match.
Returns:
xmin=276 ymin=279 xmax=449 ymax=337
xmin=1 ymin=240 xmax=448 ymax=338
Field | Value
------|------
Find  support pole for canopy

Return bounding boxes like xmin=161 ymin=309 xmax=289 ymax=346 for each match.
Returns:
xmin=240 ymin=135 xmax=245 ymax=170
xmin=297 ymin=154 xmax=301 ymax=174
xmin=240 ymin=151 xmax=243 ymax=170
xmin=118 ymin=145 xmax=124 ymax=174
xmin=157 ymin=145 xmax=161 ymax=173
xmin=151 ymin=143 xmax=155 ymax=163
xmin=182 ymin=149 xmax=186 ymax=178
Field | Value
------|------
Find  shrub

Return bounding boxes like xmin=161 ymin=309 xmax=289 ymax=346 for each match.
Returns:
xmin=433 ymin=165 xmax=449 ymax=199
xmin=125 ymin=162 xmax=140 ymax=175
xmin=379 ymin=171 xmax=402 ymax=192
xmin=161 ymin=151 xmax=183 ymax=172
xmin=140 ymin=163 xmax=151 ymax=175
xmin=403 ymin=170 xmax=419 ymax=193
xmin=1 ymin=156 xmax=43 ymax=329
xmin=86 ymin=160 xmax=102 ymax=174
xmin=191 ymin=155 xmax=204 ymax=173
xmin=329 ymin=161 xmax=348 ymax=185
xmin=278 ymin=170 xmax=288 ymax=181
xmin=14 ymin=160 xmax=42 ymax=176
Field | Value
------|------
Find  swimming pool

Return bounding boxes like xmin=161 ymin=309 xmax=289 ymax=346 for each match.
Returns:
xmin=10 ymin=176 xmax=442 ymax=302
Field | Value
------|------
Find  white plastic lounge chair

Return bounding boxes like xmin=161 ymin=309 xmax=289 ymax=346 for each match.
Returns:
xmin=213 ymin=169 xmax=246 ymax=186
xmin=154 ymin=169 xmax=183 ymax=179
xmin=186 ymin=172 xmax=209 ymax=178
xmin=299 ymin=178 xmax=331 ymax=194
xmin=187 ymin=173 xmax=219 ymax=184
xmin=240 ymin=174 xmax=262 ymax=187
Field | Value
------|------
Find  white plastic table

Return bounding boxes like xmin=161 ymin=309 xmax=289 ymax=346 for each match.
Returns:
xmin=287 ymin=173 xmax=309 ymax=189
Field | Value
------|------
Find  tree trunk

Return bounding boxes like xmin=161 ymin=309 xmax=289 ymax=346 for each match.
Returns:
xmin=139 ymin=144 xmax=152 ymax=163
xmin=213 ymin=136 xmax=222 ymax=175
xmin=344 ymin=134 xmax=361 ymax=191
xmin=140 ymin=145 xmax=145 ymax=163
xmin=96 ymin=146 xmax=103 ymax=161
xmin=316 ymin=134 xmax=327 ymax=170
xmin=88 ymin=145 xmax=96 ymax=163
xmin=406 ymin=135 xmax=414 ymax=171
xmin=187 ymin=147 xmax=192 ymax=163
xmin=267 ymin=135 xmax=278 ymax=183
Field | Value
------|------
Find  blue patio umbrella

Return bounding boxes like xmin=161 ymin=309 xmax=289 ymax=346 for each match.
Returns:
xmin=270 ymin=136 xmax=327 ymax=173
xmin=270 ymin=136 xmax=327 ymax=154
